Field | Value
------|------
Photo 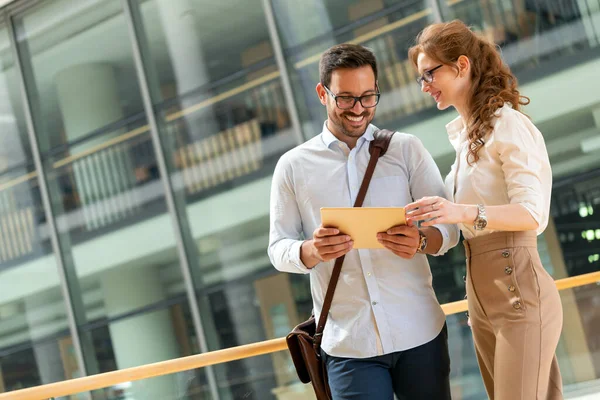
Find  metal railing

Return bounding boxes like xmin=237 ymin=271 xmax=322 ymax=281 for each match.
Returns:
xmin=0 ymin=270 xmax=598 ymax=400
xmin=0 ymin=68 xmax=291 ymax=265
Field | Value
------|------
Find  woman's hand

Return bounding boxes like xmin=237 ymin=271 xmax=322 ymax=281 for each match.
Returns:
xmin=405 ymin=196 xmax=474 ymax=227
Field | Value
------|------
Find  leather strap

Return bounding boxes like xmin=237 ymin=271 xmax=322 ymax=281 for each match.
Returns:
xmin=314 ymin=129 xmax=395 ymax=350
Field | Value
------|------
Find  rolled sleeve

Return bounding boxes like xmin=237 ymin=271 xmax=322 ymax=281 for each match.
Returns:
xmin=429 ymin=224 xmax=456 ymax=256
xmin=406 ymin=135 xmax=460 ymax=256
xmin=268 ymin=156 xmax=311 ymax=274
xmin=494 ymin=112 xmax=552 ymax=232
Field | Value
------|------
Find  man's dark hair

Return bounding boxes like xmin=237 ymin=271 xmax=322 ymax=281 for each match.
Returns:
xmin=319 ymin=43 xmax=378 ymax=88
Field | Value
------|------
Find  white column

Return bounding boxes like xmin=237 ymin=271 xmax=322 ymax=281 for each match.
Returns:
xmin=101 ymin=265 xmax=180 ymax=400
xmin=55 ymin=64 xmax=124 ymax=148
xmin=55 ymin=63 xmax=137 ymax=230
xmin=222 ymin=282 xmax=274 ymax=400
xmin=156 ymin=0 xmax=218 ymax=141
xmin=577 ymin=0 xmax=600 ymax=47
xmin=24 ymin=295 xmax=68 ymax=386
xmin=270 ymin=0 xmax=335 ymax=134
xmin=270 ymin=0 xmax=334 ymax=48
xmin=580 ymin=107 xmax=600 ymax=155
xmin=0 ymin=65 xmax=27 ymax=172
xmin=0 ymin=59 xmax=38 ymax=263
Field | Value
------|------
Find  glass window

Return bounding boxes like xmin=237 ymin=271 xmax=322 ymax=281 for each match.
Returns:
xmin=272 ymin=0 xmax=438 ymax=138
xmin=131 ymin=0 xmax=301 ymax=397
xmin=12 ymin=2 xmax=198 ymax=397
xmin=0 ymin=24 xmax=80 ymax=393
xmin=437 ymin=0 xmax=600 ymax=77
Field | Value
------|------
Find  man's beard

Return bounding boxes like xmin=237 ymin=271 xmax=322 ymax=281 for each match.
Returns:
xmin=329 ymin=110 xmax=374 ymax=138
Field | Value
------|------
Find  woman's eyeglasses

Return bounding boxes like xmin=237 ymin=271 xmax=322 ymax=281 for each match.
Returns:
xmin=416 ymin=64 xmax=443 ymax=86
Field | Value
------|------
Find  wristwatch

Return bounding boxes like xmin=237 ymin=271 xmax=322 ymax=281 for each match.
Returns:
xmin=473 ymin=204 xmax=488 ymax=231
xmin=416 ymin=230 xmax=427 ymax=253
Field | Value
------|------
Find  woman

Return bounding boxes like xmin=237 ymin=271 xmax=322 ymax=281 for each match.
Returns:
xmin=405 ymin=20 xmax=563 ymax=399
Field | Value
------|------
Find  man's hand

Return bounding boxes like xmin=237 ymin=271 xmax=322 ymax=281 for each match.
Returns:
xmin=377 ymin=224 xmax=420 ymax=259
xmin=301 ymin=225 xmax=353 ymax=268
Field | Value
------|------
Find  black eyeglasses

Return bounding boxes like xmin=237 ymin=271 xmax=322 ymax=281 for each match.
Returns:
xmin=323 ymin=85 xmax=380 ymax=110
xmin=416 ymin=64 xmax=443 ymax=86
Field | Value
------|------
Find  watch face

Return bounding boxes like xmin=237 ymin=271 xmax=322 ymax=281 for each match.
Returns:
xmin=476 ymin=219 xmax=487 ymax=230
xmin=416 ymin=232 xmax=426 ymax=252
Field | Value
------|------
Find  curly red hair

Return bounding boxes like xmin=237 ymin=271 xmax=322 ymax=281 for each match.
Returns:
xmin=409 ymin=20 xmax=529 ymax=165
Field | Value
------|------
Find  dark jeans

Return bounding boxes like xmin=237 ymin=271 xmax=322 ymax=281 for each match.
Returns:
xmin=322 ymin=323 xmax=451 ymax=400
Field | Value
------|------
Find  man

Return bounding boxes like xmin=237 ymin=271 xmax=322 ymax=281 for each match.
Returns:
xmin=268 ymin=43 xmax=458 ymax=399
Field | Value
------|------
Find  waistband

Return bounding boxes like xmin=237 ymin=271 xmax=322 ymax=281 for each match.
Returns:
xmin=463 ymin=231 xmax=538 ymax=257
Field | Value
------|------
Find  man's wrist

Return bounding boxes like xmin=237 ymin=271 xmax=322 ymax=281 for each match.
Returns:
xmin=300 ymin=240 xmax=320 ymax=269
xmin=416 ymin=230 xmax=428 ymax=254
xmin=418 ymin=226 xmax=443 ymax=255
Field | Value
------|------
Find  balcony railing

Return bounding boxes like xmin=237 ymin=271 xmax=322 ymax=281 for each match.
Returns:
xmin=0 ymin=67 xmax=294 ymax=268
xmin=0 ymin=270 xmax=598 ymax=400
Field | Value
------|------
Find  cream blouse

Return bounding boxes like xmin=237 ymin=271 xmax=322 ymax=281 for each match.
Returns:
xmin=445 ymin=104 xmax=552 ymax=239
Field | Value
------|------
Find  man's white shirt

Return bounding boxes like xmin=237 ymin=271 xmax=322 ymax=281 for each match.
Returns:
xmin=268 ymin=122 xmax=459 ymax=358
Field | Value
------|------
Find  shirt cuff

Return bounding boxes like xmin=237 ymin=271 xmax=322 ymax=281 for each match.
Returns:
xmin=291 ymin=240 xmax=311 ymax=273
xmin=429 ymin=224 xmax=453 ymax=256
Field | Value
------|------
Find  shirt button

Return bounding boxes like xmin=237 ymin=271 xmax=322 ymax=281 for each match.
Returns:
xmin=372 ymin=301 xmax=378 ymax=306
xmin=367 ymin=272 xmax=372 ymax=277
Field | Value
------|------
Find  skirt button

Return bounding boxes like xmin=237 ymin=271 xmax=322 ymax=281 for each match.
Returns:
xmin=505 ymin=266 xmax=513 ymax=275
xmin=513 ymin=300 xmax=522 ymax=310
xmin=502 ymin=250 xmax=510 ymax=258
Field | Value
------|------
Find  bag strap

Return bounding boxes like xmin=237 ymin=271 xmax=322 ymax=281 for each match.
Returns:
xmin=314 ymin=129 xmax=395 ymax=350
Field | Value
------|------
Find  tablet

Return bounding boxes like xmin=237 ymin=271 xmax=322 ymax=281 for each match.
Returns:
xmin=320 ymin=207 xmax=406 ymax=249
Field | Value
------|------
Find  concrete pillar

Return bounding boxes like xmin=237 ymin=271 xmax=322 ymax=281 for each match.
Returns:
xmin=271 ymin=0 xmax=334 ymax=49
xmin=24 ymin=295 xmax=67 ymax=386
xmin=101 ymin=264 xmax=181 ymax=400
xmin=0 ymin=58 xmax=38 ymax=263
xmin=0 ymin=71 xmax=27 ymax=172
xmin=156 ymin=0 xmax=219 ymax=142
xmin=222 ymin=282 xmax=275 ymax=400
xmin=55 ymin=63 xmax=137 ymax=230
xmin=577 ymin=0 xmax=600 ymax=47
xmin=270 ymin=0 xmax=336 ymax=135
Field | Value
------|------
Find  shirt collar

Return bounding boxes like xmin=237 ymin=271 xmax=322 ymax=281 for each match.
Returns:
xmin=321 ymin=121 xmax=376 ymax=149
xmin=445 ymin=115 xmax=465 ymax=151
xmin=445 ymin=103 xmax=514 ymax=150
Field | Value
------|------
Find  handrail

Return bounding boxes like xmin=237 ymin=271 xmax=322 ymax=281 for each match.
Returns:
xmin=293 ymin=8 xmax=432 ymax=69
xmin=2 ymin=270 xmax=599 ymax=400
xmin=0 ymin=70 xmax=282 ymax=193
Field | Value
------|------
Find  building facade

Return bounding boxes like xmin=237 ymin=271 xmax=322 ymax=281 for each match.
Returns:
xmin=0 ymin=0 xmax=599 ymax=399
